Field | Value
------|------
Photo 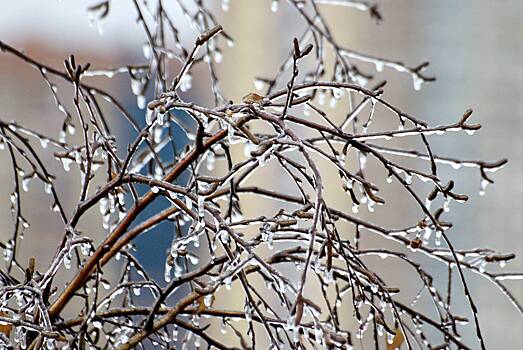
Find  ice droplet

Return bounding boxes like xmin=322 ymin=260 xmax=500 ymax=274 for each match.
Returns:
xmin=404 ymin=173 xmax=412 ymax=185
xmin=61 ymin=157 xmax=72 ymax=172
xmin=164 ymin=263 xmax=172 ymax=283
xmin=479 ymin=179 xmax=489 ymax=196
xmin=63 ymin=253 xmax=71 ymax=269
xmin=40 ymin=138 xmax=49 ymax=148
xmin=204 ymin=294 xmax=213 ymax=307
xmin=137 ymin=95 xmax=146 ymax=109
xmin=142 ymin=43 xmax=152 ymax=60
xmin=413 ymin=76 xmax=423 ymax=91
xmin=435 ymin=230 xmax=442 ymax=246
xmin=22 ymin=177 xmax=31 ymax=192
xmin=451 ymin=162 xmax=462 ymax=170
xmin=271 ymin=0 xmax=279 ymax=12
xmin=254 ymin=79 xmax=265 ymax=91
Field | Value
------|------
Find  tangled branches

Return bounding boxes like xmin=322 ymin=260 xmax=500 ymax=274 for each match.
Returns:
xmin=0 ymin=1 xmax=520 ymax=349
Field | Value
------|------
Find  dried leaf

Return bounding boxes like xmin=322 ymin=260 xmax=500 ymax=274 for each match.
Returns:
xmin=197 ymin=296 xmax=206 ymax=314
xmin=0 ymin=312 xmax=12 ymax=336
xmin=242 ymin=92 xmax=265 ymax=104
xmin=410 ymin=238 xmax=422 ymax=249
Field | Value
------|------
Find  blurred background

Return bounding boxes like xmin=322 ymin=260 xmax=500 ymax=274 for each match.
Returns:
xmin=0 ymin=0 xmax=521 ymax=348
